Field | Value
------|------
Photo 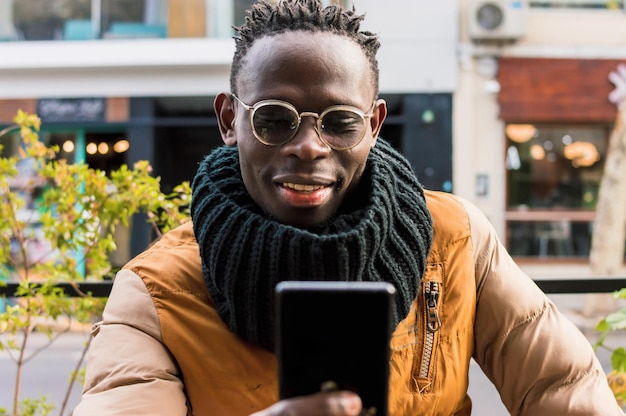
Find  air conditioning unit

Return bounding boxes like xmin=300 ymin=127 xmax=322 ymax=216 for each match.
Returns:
xmin=468 ymin=0 xmax=528 ymax=41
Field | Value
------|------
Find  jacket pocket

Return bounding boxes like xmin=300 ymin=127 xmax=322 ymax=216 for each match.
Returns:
xmin=412 ymin=267 xmax=443 ymax=393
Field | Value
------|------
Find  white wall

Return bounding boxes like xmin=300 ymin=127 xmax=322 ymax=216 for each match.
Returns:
xmin=356 ymin=0 xmax=458 ymax=93
xmin=0 ymin=38 xmax=233 ymax=98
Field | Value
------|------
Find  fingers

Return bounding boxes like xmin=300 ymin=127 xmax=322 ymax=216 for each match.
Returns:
xmin=250 ymin=391 xmax=363 ymax=416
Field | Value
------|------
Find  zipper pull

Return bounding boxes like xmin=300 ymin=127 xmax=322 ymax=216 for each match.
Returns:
xmin=425 ymin=281 xmax=441 ymax=333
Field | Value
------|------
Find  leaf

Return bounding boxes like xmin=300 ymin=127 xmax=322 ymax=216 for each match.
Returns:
xmin=613 ymin=287 xmax=626 ymax=300
xmin=596 ymin=318 xmax=609 ymax=333
xmin=604 ymin=309 xmax=626 ymax=331
xmin=612 ymin=348 xmax=626 ymax=372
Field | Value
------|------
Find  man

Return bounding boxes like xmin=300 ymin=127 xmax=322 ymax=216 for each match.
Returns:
xmin=74 ymin=1 xmax=622 ymax=415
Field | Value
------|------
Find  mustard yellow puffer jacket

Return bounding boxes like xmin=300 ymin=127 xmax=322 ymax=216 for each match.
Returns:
xmin=74 ymin=191 xmax=623 ymax=415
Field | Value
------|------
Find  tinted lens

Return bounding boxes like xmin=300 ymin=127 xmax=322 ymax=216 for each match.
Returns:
xmin=252 ymin=104 xmax=299 ymax=145
xmin=320 ymin=110 xmax=365 ymax=149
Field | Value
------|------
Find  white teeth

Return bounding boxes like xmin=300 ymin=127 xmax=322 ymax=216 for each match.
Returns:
xmin=283 ymin=183 xmax=324 ymax=192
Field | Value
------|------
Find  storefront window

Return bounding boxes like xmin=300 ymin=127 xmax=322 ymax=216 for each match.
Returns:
xmin=11 ymin=0 xmax=81 ymax=41
xmin=506 ymin=124 xmax=609 ymax=258
xmin=3 ymin=0 xmax=352 ymax=42
xmin=507 ymin=125 xmax=606 ymax=209
xmin=8 ymin=0 xmax=167 ymax=41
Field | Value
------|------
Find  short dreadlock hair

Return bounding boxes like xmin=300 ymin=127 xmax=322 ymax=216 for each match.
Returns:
xmin=230 ymin=0 xmax=380 ymax=95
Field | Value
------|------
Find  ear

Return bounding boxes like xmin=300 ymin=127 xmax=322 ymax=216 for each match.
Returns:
xmin=215 ymin=92 xmax=237 ymax=146
xmin=369 ymin=99 xmax=387 ymax=146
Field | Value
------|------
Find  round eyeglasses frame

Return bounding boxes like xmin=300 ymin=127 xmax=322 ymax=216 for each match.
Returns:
xmin=231 ymin=94 xmax=377 ymax=151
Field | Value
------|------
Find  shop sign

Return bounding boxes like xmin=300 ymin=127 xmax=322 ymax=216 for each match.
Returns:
xmin=37 ymin=98 xmax=106 ymax=122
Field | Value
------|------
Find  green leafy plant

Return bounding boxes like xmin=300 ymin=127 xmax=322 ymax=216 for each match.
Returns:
xmin=594 ymin=288 xmax=626 ymax=408
xmin=0 ymin=110 xmax=191 ymax=415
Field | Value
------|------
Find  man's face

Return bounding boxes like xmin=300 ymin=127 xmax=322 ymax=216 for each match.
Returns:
xmin=216 ymin=31 xmax=387 ymax=228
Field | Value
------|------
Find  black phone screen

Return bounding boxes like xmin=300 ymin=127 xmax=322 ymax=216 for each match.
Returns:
xmin=275 ymin=281 xmax=395 ymax=416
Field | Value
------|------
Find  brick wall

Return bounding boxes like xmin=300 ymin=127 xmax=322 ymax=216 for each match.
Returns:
xmin=0 ymin=99 xmax=37 ymax=124
xmin=498 ymin=58 xmax=622 ymax=123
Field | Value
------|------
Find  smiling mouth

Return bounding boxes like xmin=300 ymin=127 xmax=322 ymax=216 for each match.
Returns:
xmin=282 ymin=182 xmax=326 ymax=192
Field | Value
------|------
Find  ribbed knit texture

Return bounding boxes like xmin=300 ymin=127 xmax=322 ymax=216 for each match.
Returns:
xmin=191 ymin=139 xmax=433 ymax=351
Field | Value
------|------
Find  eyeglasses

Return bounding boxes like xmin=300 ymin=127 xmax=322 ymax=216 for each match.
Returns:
xmin=232 ymin=94 xmax=376 ymax=151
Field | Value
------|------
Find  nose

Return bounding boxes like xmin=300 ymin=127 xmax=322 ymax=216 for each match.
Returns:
xmin=280 ymin=114 xmax=331 ymax=160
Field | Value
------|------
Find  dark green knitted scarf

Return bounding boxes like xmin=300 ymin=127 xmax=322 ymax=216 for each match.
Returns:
xmin=191 ymin=139 xmax=433 ymax=351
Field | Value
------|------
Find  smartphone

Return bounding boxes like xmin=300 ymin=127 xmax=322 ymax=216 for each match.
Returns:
xmin=275 ymin=281 xmax=396 ymax=416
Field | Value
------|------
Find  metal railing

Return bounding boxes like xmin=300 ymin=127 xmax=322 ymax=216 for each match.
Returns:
xmin=533 ymin=278 xmax=626 ymax=294
xmin=1 ymin=278 xmax=626 ymax=297
xmin=0 ymin=281 xmax=114 ymax=298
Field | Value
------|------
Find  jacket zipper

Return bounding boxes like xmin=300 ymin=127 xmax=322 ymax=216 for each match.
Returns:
xmin=419 ymin=281 xmax=441 ymax=379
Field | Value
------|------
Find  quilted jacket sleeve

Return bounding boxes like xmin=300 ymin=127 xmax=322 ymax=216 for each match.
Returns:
xmin=461 ymin=198 xmax=623 ymax=415
xmin=73 ymin=270 xmax=189 ymax=416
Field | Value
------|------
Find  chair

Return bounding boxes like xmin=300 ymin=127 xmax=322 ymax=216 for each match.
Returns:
xmin=63 ymin=19 xmax=96 ymax=40
xmin=106 ymin=22 xmax=167 ymax=39
xmin=537 ymin=220 xmax=575 ymax=257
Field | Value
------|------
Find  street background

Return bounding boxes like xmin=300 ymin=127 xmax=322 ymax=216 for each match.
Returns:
xmin=1 ymin=292 xmax=624 ymax=415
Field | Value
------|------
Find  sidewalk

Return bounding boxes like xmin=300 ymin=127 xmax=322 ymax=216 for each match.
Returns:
xmin=550 ymin=292 xmax=625 ymax=336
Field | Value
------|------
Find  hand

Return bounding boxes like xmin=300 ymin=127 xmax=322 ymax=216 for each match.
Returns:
xmin=250 ymin=391 xmax=363 ymax=416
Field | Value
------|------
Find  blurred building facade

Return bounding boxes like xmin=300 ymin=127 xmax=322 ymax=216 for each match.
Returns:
xmin=0 ymin=0 xmax=624 ymax=276
xmin=458 ymin=0 xmax=626 ymax=277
